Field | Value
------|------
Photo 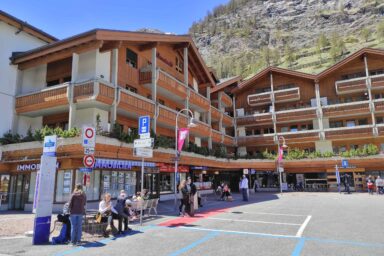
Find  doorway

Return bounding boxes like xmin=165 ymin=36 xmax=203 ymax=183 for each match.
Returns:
xmin=8 ymin=174 xmax=30 ymax=210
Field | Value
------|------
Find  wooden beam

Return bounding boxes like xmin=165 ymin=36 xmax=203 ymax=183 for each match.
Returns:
xmin=18 ymin=40 xmax=103 ymax=70
xmin=138 ymin=42 xmax=158 ymax=52
xmin=100 ymin=40 xmax=122 ymax=52
xmin=173 ymin=42 xmax=190 ymax=50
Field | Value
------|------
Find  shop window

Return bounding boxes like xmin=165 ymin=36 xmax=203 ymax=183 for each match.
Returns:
xmin=175 ymin=56 xmax=183 ymax=73
xmin=125 ymin=85 xmax=137 ymax=94
xmin=358 ymin=118 xmax=368 ymax=126
xmin=28 ymin=172 xmax=37 ymax=203
xmin=346 ymin=120 xmax=356 ymax=127
xmin=101 ymin=171 xmax=136 ymax=198
xmin=0 ymin=175 xmax=10 ymax=203
xmin=56 ymin=170 xmax=73 ymax=202
xmin=159 ymin=173 xmax=174 ymax=194
xmin=76 ymin=170 xmax=100 ymax=201
xmin=126 ymin=48 xmax=138 ymax=68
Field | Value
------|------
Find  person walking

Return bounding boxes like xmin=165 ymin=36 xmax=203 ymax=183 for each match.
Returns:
xmin=179 ymin=180 xmax=187 ymax=216
xmin=344 ymin=173 xmax=351 ymax=194
xmin=240 ymin=175 xmax=249 ymax=201
xmin=68 ymin=184 xmax=86 ymax=246
xmin=189 ymin=178 xmax=197 ymax=217
xmin=253 ymin=179 xmax=259 ymax=193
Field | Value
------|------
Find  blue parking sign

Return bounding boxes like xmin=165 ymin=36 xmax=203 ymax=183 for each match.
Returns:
xmin=342 ymin=159 xmax=348 ymax=168
xmin=139 ymin=116 xmax=150 ymax=135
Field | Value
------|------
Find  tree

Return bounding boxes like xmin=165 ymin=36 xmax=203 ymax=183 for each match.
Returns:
xmin=329 ymin=32 xmax=346 ymax=62
xmin=261 ymin=46 xmax=272 ymax=67
xmin=377 ymin=21 xmax=384 ymax=41
xmin=361 ymin=28 xmax=370 ymax=42
xmin=285 ymin=45 xmax=296 ymax=67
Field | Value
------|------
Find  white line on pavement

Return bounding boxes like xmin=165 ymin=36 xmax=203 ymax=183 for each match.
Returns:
xmin=229 ymin=211 xmax=308 ymax=217
xmin=0 ymin=235 xmax=26 ymax=240
xmin=296 ymin=215 xmax=312 ymax=237
xmin=178 ymin=226 xmax=297 ymax=239
xmin=205 ymin=217 xmax=302 ymax=226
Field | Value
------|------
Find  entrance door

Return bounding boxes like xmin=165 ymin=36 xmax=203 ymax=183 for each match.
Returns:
xmin=8 ymin=174 xmax=30 ymax=210
xmin=144 ymin=173 xmax=159 ymax=198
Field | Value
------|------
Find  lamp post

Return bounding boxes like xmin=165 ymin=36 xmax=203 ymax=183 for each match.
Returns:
xmin=277 ymin=136 xmax=288 ymax=194
xmin=174 ymin=109 xmax=197 ymax=211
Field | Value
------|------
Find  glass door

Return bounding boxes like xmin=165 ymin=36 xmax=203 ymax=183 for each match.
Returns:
xmin=8 ymin=174 xmax=29 ymax=210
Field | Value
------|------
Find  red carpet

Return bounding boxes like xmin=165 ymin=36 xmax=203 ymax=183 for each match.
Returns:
xmin=158 ymin=208 xmax=230 ymax=227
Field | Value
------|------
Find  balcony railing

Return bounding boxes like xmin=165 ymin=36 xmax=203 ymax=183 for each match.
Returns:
xmin=222 ymin=113 xmax=233 ymax=127
xmin=275 ymin=107 xmax=317 ymax=122
xmin=324 ymin=125 xmax=373 ymax=139
xmin=157 ymin=105 xmax=187 ymax=128
xmin=15 ymin=84 xmax=68 ymax=114
xmin=190 ymin=120 xmax=211 ymax=138
xmin=322 ymin=100 xmax=370 ymax=118
xmin=335 ymin=77 xmax=367 ymax=95
xmin=247 ymin=87 xmax=300 ymax=106
xmin=73 ymin=81 xmax=95 ymax=101
xmin=237 ymin=113 xmax=273 ymax=126
xmin=211 ymin=106 xmax=221 ymax=121
xmin=124 ymin=65 xmax=139 ymax=86
xmin=211 ymin=129 xmax=222 ymax=144
xmin=374 ymin=99 xmax=384 ymax=112
xmin=97 ymin=83 xmax=115 ymax=105
xmin=221 ymin=93 xmax=232 ymax=107
xmin=371 ymin=74 xmax=384 ymax=90
xmin=274 ymin=87 xmax=300 ymax=103
xmin=189 ymin=90 xmax=210 ymax=111
xmin=237 ymin=134 xmax=275 ymax=146
xmin=118 ymin=88 xmax=155 ymax=117
xmin=278 ymin=130 xmax=320 ymax=143
xmin=223 ymin=135 xmax=235 ymax=146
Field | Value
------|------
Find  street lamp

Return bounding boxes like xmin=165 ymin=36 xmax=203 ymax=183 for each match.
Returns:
xmin=174 ymin=109 xmax=197 ymax=211
xmin=277 ymin=136 xmax=288 ymax=194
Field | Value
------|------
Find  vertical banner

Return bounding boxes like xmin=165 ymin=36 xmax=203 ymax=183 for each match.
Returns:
xmin=177 ymin=128 xmax=189 ymax=152
xmin=335 ymin=165 xmax=341 ymax=193
xmin=277 ymin=146 xmax=284 ymax=162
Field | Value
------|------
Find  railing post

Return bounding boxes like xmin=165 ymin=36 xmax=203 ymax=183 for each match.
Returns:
xmin=364 ymin=54 xmax=377 ymax=136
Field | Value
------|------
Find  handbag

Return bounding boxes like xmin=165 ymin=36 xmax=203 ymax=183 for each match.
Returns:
xmin=95 ymin=212 xmax=102 ymax=223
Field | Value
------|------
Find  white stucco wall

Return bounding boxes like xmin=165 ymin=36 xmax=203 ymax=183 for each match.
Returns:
xmin=77 ymin=50 xmax=97 ymax=82
xmin=20 ymin=64 xmax=47 ymax=94
xmin=0 ymin=21 xmax=48 ymax=136
xmin=74 ymin=108 xmax=109 ymax=131
xmin=96 ymin=51 xmax=111 ymax=82
xmin=17 ymin=116 xmax=43 ymax=136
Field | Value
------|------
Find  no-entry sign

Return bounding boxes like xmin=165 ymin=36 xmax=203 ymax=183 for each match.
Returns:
xmin=82 ymin=127 xmax=96 ymax=148
xmin=83 ymin=155 xmax=95 ymax=168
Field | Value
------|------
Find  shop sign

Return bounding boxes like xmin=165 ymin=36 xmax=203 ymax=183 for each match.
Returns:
xmin=79 ymin=168 xmax=93 ymax=173
xmin=94 ymin=158 xmax=156 ymax=170
xmin=159 ymin=164 xmax=189 ymax=173
xmin=43 ymin=135 xmax=57 ymax=157
xmin=17 ymin=162 xmax=60 ymax=171
xmin=134 ymin=138 xmax=154 ymax=148
xmin=190 ymin=166 xmax=207 ymax=170
xmin=133 ymin=148 xmax=153 ymax=158
xmin=243 ymin=169 xmax=249 ymax=174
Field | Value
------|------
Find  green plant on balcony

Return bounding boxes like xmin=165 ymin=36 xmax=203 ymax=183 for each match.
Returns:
xmin=212 ymin=144 xmax=227 ymax=158
xmin=321 ymin=151 xmax=334 ymax=158
xmin=154 ymin=135 xmax=174 ymax=149
xmin=262 ymin=149 xmax=276 ymax=160
xmin=0 ymin=130 xmax=21 ymax=145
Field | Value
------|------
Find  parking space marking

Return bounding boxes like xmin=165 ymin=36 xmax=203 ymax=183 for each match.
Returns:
xmin=295 ymin=215 xmax=312 ymax=238
xmin=178 ymin=226 xmax=298 ymax=239
xmin=205 ymin=217 xmax=302 ymax=226
xmin=168 ymin=231 xmax=219 ymax=256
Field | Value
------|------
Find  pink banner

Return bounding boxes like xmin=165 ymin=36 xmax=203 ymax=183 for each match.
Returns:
xmin=177 ymin=128 xmax=189 ymax=152
xmin=278 ymin=146 xmax=284 ymax=162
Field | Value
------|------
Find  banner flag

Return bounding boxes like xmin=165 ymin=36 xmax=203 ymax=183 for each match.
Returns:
xmin=177 ymin=128 xmax=189 ymax=152
xmin=278 ymin=146 xmax=284 ymax=162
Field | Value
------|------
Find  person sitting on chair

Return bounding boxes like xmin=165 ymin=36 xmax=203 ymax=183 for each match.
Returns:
xmin=99 ymin=193 xmax=118 ymax=236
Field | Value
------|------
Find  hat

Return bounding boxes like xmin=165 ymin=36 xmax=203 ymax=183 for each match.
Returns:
xmin=125 ymin=199 xmax=132 ymax=205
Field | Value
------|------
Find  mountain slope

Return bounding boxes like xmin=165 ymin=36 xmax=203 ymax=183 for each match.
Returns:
xmin=189 ymin=0 xmax=384 ymax=79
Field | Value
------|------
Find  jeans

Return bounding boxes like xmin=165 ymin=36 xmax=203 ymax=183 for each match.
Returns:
xmin=69 ymin=215 xmax=83 ymax=244
xmin=241 ymin=188 xmax=248 ymax=201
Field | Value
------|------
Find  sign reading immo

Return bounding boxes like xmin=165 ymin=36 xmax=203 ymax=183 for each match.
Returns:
xmin=17 ymin=162 xmax=60 ymax=171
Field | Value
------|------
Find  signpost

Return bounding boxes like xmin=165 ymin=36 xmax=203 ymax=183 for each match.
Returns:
xmin=33 ymin=135 xmax=57 ymax=245
xmin=134 ymin=116 xmax=152 ymax=226
xmin=82 ymin=127 xmax=96 ymax=186
xmin=82 ymin=127 xmax=96 ymax=148
xmin=342 ymin=159 xmax=348 ymax=168
xmin=83 ymin=155 xmax=95 ymax=168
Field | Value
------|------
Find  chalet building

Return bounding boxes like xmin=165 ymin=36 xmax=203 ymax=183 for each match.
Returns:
xmin=1 ymin=11 xmax=384 ymax=211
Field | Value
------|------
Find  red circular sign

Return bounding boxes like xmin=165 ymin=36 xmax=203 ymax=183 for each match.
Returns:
xmin=83 ymin=155 xmax=95 ymax=168
xmin=85 ymin=128 xmax=94 ymax=139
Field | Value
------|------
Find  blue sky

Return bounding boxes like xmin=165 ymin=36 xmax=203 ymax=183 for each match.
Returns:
xmin=1 ymin=0 xmax=229 ymax=39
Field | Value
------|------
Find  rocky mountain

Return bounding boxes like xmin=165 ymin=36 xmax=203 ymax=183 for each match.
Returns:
xmin=189 ymin=0 xmax=384 ymax=79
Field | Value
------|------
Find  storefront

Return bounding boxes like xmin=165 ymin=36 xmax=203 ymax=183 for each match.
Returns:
xmin=158 ymin=164 xmax=189 ymax=195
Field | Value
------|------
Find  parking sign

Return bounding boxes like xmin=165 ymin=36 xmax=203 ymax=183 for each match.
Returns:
xmin=139 ymin=116 xmax=150 ymax=136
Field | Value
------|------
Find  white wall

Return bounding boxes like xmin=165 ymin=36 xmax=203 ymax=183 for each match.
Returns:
xmin=96 ymin=51 xmax=111 ymax=82
xmin=17 ymin=116 xmax=43 ymax=136
xmin=20 ymin=64 xmax=47 ymax=94
xmin=315 ymin=140 xmax=333 ymax=153
xmin=77 ymin=50 xmax=97 ymax=82
xmin=0 ymin=21 xmax=48 ymax=135
xmin=74 ymin=108 xmax=109 ymax=131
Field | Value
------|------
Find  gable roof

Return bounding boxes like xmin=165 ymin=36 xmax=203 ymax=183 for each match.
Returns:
xmin=232 ymin=66 xmax=315 ymax=94
xmin=0 ymin=10 xmax=57 ymax=43
xmin=211 ymin=76 xmax=241 ymax=93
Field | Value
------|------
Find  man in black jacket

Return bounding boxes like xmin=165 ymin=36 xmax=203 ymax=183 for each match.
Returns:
xmin=114 ymin=190 xmax=130 ymax=234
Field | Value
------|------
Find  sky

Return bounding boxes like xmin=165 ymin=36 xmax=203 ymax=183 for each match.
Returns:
xmin=1 ymin=0 xmax=229 ymax=39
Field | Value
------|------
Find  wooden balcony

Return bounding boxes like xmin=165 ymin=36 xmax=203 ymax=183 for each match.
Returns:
xmin=189 ymin=90 xmax=210 ymax=112
xmin=247 ymin=92 xmax=271 ymax=106
xmin=278 ymin=130 xmax=320 ymax=144
xmin=324 ymin=125 xmax=373 ymax=140
xmin=335 ymin=77 xmax=366 ymax=95
xmin=377 ymin=124 xmax=384 ymax=136
xmin=73 ymin=81 xmax=95 ymax=102
xmin=211 ymin=106 xmax=221 ymax=121
xmin=190 ymin=120 xmax=211 ymax=138
xmin=123 ymin=65 xmax=139 ymax=86
xmin=15 ymin=84 xmax=68 ymax=114
xmin=211 ymin=129 xmax=222 ymax=144
xmin=371 ymin=74 xmax=384 ymax=90
xmin=223 ymin=135 xmax=235 ymax=146
xmin=322 ymin=101 xmax=370 ymax=118
xmin=274 ymin=87 xmax=300 ymax=103
xmin=157 ymin=105 xmax=187 ymax=128
xmin=222 ymin=113 xmax=234 ymax=127
xmin=118 ymin=89 xmax=155 ymax=117
xmin=97 ymin=83 xmax=115 ymax=105
xmin=139 ymin=69 xmax=188 ymax=99
xmin=236 ymin=113 xmax=273 ymax=126
xmin=237 ymin=134 xmax=275 ymax=146
xmin=221 ymin=93 xmax=232 ymax=107
xmin=374 ymin=99 xmax=384 ymax=112
xmin=275 ymin=107 xmax=317 ymax=123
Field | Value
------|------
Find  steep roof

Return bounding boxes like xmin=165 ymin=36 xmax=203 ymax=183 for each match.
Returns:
xmin=0 ymin=10 xmax=57 ymax=43
xmin=211 ymin=76 xmax=241 ymax=93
